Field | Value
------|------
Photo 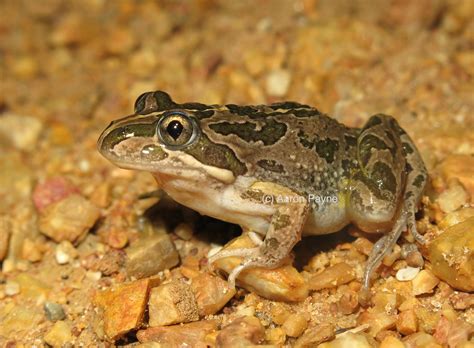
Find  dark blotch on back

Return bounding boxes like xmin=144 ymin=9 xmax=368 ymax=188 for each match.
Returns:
xmin=269 ymin=101 xmax=311 ymax=110
xmin=185 ymin=133 xmax=247 ymax=176
xmin=315 ymin=138 xmax=339 ymax=163
xmin=209 ymin=119 xmax=287 ymax=146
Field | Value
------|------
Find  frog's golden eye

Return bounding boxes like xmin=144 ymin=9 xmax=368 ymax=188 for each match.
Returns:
xmin=157 ymin=112 xmax=199 ymax=149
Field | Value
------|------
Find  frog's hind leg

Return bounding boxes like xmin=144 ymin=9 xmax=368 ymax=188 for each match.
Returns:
xmin=350 ymin=114 xmax=427 ymax=305
xmin=360 ymin=211 xmax=407 ymax=304
xmin=209 ymin=202 xmax=308 ymax=289
xmin=398 ymin=127 xmax=428 ymax=244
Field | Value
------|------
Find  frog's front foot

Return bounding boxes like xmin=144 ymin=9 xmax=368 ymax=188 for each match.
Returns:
xmin=207 ymin=246 xmax=261 ymax=289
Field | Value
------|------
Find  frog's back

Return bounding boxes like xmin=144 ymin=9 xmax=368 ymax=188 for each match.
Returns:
xmin=201 ymin=102 xmax=357 ymax=199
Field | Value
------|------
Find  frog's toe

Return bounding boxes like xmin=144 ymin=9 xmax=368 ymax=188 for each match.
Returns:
xmin=207 ymin=247 xmax=259 ymax=267
xmin=407 ymin=211 xmax=425 ymax=244
xmin=247 ymin=231 xmax=264 ymax=246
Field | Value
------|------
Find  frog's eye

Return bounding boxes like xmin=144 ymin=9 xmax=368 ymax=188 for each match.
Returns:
xmin=157 ymin=112 xmax=199 ymax=149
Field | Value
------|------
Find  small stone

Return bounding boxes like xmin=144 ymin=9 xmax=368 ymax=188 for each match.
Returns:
xmin=282 ymin=313 xmax=308 ymax=338
xmin=190 ymin=273 xmax=236 ymax=316
xmin=33 ymin=177 xmax=79 ymax=213
xmin=55 ymin=241 xmax=77 ymax=265
xmin=427 ymin=217 xmax=474 ymax=291
xmin=39 ymin=194 xmax=100 ymax=244
xmin=270 ymin=302 xmax=292 ymax=325
xmin=126 ymin=234 xmax=180 ymax=279
xmin=294 ymin=323 xmax=335 ymax=348
xmin=265 ymin=69 xmax=291 ymax=97
xmin=0 ymin=113 xmax=43 ymax=151
xmin=412 ymin=269 xmax=440 ymax=296
xmin=396 ymin=309 xmax=418 ymax=335
xmin=93 ymin=279 xmax=150 ymax=340
xmin=318 ymin=332 xmax=373 ymax=348
xmin=437 ymin=154 xmax=474 ymax=202
xmin=44 ymin=302 xmax=66 ymax=322
xmin=137 ymin=320 xmax=218 ymax=345
xmin=5 ymin=280 xmax=20 ymax=296
xmin=380 ymin=335 xmax=405 ymax=348
xmin=396 ymin=266 xmax=420 ymax=281
xmin=405 ymin=250 xmax=424 ymax=268
xmin=403 ymin=332 xmax=442 ymax=348
xmin=148 ymin=280 xmax=199 ymax=327
xmin=437 ymin=180 xmax=469 ymax=213
xmin=43 ymin=320 xmax=73 ymax=348
xmin=438 ymin=207 xmax=474 ymax=230
xmin=357 ymin=310 xmax=397 ymax=336
xmin=266 ymin=327 xmax=286 ymax=346
xmin=216 ymin=316 xmax=265 ymax=347
xmin=308 ymin=262 xmax=356 ymax=290
xmin=174 ymin=222 xmax=194 ymax=240
xmin=85 ymin=271 xmax=102 ymax=281
xmin=0 ymin=306 xmax=42 ymax=338
xmin=14 ymin=273 xmax=50 ymax=300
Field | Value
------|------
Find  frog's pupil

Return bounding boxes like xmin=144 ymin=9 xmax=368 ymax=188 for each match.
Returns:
xmin=167 ymin=120 xmax=183 ymax=140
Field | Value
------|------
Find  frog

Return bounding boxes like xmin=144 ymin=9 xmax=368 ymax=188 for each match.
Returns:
xmin=98 ymin=91 xmax=428 ymax=300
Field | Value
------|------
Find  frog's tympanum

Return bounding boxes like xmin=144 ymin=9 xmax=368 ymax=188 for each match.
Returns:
xmin=98 ymin=91 xmax=427 ymax=298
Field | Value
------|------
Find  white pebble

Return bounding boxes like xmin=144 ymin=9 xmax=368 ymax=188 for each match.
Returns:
xmin=86 ymin=271 xmax=102 ymax=281
xmin=5 ymin=280 xmax=20 ymax=296
xmin=396 ymin=266 xmax=420 ymax=281
xmin=55 ymin=249 xmax=70 ymax=265
xmin=266 ymin=69 xmax=291 ymax=97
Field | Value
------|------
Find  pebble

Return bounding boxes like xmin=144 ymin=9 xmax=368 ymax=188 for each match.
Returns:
xmin=55 ymin=249 xmax=69 ymax=265
xmin=93 ymin=278 xmax=151 ymax=340
xmin=38 ymin=194 xmax=100 ymax=244
xmin=216 ymin=316 xmax=265 ymax=347
xmin=294 ymin=323 xmax=335 ymax=348
xmin=33 ymin=177 xmax=79 ymax=213
xmin=437 ymin=180 xmax=469 ymax=213
xmin=44 ymin=302 xmax=66 ymax=321
xmin=55 ymin=241 xmax=78 ymax=265
xmin=126 ymin=234 xmax=180 ymax=279
xmin=148 ymin=280 xmax=199 ymax=327
xmin=265 ymin=69 xmax=291 ymax=97
xmin=428 ymin=217 xmax=474 ymax=292
xmin=0 ymin=113 xmax=43 ymax=151
xmin=43 ymin=320 xmax=73 ymax=348
xmin=191 ymin=273 xmax=236 ymax=316
xmin=5 ymin=280 xmax=20 ymax=296
xmin=396 ymin=266 xmax=420 ymax=281
xmin=137 ymin=320 xmax=218 ymax=345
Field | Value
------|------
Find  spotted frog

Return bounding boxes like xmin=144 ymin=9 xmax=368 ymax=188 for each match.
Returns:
xmin=98 ymin=91 xmax=427 ymax=299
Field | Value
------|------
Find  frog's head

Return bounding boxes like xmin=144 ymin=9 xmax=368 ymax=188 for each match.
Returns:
xmin=98 ymin=91 xmax=247 ymax=184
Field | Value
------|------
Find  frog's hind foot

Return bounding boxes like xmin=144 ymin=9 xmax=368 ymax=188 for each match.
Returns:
xmin=360 ymin=212 xmax=408 ymax=306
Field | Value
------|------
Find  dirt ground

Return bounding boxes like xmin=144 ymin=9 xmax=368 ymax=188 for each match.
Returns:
xmin=0 ymin=0 xmax=473 ymax=347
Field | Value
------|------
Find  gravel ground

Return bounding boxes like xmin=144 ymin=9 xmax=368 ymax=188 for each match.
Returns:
xmin=0 ymin=0 xmax=473 ymax=347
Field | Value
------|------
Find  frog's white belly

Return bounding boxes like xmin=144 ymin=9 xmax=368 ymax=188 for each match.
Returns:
xmin=156 ymin=170 xmax=350 ymax=237
xmin=156 ymin=174 xmax=275 ymax=234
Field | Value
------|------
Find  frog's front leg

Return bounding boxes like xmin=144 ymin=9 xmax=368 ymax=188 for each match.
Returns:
xmin=209 ymin=197 xmax=309 ymax=289
xmin=348 ymin=114 xmax=427 ymax=303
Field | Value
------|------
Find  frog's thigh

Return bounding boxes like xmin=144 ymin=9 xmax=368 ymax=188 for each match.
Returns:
xmin=348 ymin=114 xmax=405 ymax=232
